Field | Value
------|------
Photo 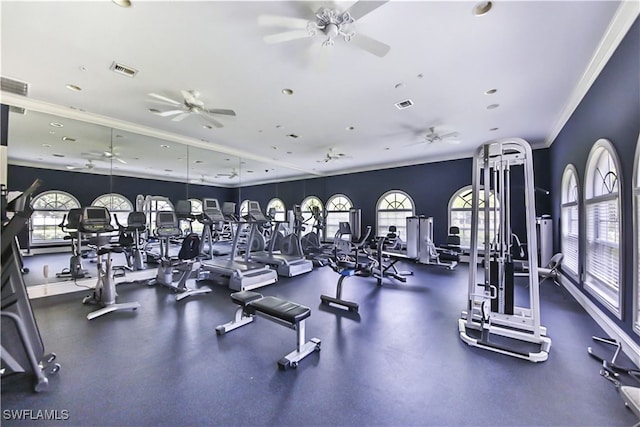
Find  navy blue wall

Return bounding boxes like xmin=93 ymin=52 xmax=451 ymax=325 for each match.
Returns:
xmin=550 ymin=18 xmax=640 ymax=339
xmin=239 ymin=149 xmax=552 ymax=245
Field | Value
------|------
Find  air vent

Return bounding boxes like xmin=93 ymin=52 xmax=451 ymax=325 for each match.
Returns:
xmin=1 ymin=76 xmax=29 ymax=96
xmin=109 ymin=61 xmax=138 ymax=78
xmin=9 ymin=106 xmax=26 ymax=115
xmin=286 ymin=134 xmax=299 ymax=139
xmin=395 ymin=99 xmax=414 ymax=110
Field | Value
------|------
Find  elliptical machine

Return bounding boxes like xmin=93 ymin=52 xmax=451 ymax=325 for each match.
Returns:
xmin=56 ymin=208 xmax=90 ymax=280
xmin=80 ymin=206 xmax=141 ymax=320
xmin=148 ymin=211 xmax=210 ymax=301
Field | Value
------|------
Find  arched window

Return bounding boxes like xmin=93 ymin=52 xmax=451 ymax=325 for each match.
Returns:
xmin=239 ymin=200 xmax=250 ymax=219
xmin=266 ymin=198 xmax=286 ymax=222
xmin=301 ymin=196 xmax=324 ymax=236
xmin=31 ymin=190 xmax=80 ymax=244
xmin=584 ymin=139 xmax=622 ymax=317
xmin=92 ymin=193 xmax=133 ymax=228
xmin=448 ymin=186 xmax=499 ymax=249
xmin=188 ymin=198 xmax=204 ymax=234
xmin=633 ymin=135 xmax=640 ymax=334
xmin=326 ymin=194 xmax=353 ymax=240
xmin=561 ymin=166 xmax=580 ymax=276
xmin=376 ymin=191 xmax=414 ymax=239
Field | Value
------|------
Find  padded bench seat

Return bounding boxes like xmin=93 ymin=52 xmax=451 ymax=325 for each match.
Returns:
xmin=216 ymin=291 xmax=321 ymax=369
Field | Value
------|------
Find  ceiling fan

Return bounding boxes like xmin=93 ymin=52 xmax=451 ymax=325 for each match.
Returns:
xmin=318 ymin=147 xmax=348 ymax=163
xmin=190 ymin=175 xmax=216 ymax=185
xmin=423 ymin=127 xmax=461 ymax=145
xmin=258 ymin=0 xmax=390 ymax=57
xmin=148 ymin=90 xmax=236 ymax=128
xmin=83 ymin=149 xmax=127 ymax=164
xmin=66 ymin=160 xmax=96 ymax=171
xmin=215 ymin=168 xmax=239 ymax=179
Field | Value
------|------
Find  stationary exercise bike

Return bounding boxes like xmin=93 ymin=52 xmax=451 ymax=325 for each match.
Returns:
xmin=56 ymin=208 xmax=90 ymax=280
xmin=148 ymin=211 xmax=211 ymax=301
xmin=114 ymin=211 xmax=147 ymax=271
xmin=80 ymin=206 xmax=141 ymax=320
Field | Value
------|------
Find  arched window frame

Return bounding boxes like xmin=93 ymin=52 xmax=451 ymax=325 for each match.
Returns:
xmin=266 ymin=198 xmax=286 ymax=222
xmin=30 ymin=190 xmax=80 ymax=245
xmin=301 ymin=196 xmax=324 ymax=236
xmin=376 ymin=190 xmax=415 ymax=240
xmin=561 ymin=165 xmax=580 ymax=277
xmin=448 ymin=186 xmax=499 ymax=249
xmin=633 ymin=134 xmax=640 ymax=334
xmin=584 ymin=139 xmax=622 ymax=318
xmin=326 ymin=194 xmax=353 ymax=241
xmin=92 ymin=193 xmax=133 ymax=228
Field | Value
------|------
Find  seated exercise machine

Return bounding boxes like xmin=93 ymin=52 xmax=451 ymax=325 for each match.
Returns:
xmin=216 ymin=291 xmax=321 ymax=370
xmin=148 ymin=211 xmax=210 ymax=301
xmin=407 ymin=216 xmax=458 ymax=270
xmin=321 ymin=222 xmax=379 ymax=313
xmin=80 ymin=206 xmax=141 ymax=320
xmin=2 ymin=180 xmax=61 ymax=392
xmin=56 ymin=208 xmax=90 ymax=280
xmin=458 ymin=138 xmax=551 ymax=362
xmin=588 ymin=336 xmax=640 ymax=420
xmin=114 ymin=211 xmax=147 ymax=271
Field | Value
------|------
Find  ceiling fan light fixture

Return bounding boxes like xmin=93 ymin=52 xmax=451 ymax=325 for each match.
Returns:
xmin=49 ymin=122 xmax=64 ymax=128
xmin=486 ymin=103 xmax=500 ymax=109
xmin=484 ymin=88 xmax=497 ymax=95
xmin=282 ymin=88 xmax=293 ymax=95
xmin=112 ymin=0 xmax=132 ymax=7
xmin=473 ymin=1 xmax=493 ymax=16
xmin=61 ymin=136 xmax=76 ymax=142
xmin=65 ymin=84 xmax=82 ymax=92
xmin=490 ymin=127 xmax=499 ymax=131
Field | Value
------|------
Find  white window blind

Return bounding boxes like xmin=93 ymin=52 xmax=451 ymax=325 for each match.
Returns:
xmin=561 ymin=167 xmax=580 ymax=276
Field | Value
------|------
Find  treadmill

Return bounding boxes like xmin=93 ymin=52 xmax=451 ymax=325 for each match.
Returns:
xmin=244 ymin=201 xmax=313 ymax=278
xmin=198 ymin=202 xmax=277 ymax=291
xmin=198 ymin=198 xmax=232 ymax=258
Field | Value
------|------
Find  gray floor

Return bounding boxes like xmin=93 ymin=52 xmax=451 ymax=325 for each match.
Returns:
xmin=2 ymin=261 xmax=638 ymax=426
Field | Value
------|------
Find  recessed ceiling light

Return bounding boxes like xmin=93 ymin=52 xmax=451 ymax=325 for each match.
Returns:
xmin=160 ymin=144 xmax=170 ymax=148
xmin=484 ymin=89 xmax=497 ymax=95
xmin=286 ymin=134 xmax=299 ymax=139
xmin=490 ymin=127 xmax=499 ymax=131
xmin=66 ymin=84 xmax=82 ymax=92
xmin=61 ymin=136 xmax=76 ymax=142
xmin=225 ymin=158 xmax=230 ymax=161
xmin=384 ymin=147 xmax=390 ymax=151
xmin=275 ymin=125 xmax=283 ymax=129
xmin=247 ymin=170 xmax=254 ymax=173
xmin=79 ymin=66 xmax=87 ymax=72
xmin=53 ymin=153 xmax=65 ymax=158
xmin=473 ymin=1 xmax=492 ymax=16
xmin=272 ymin=146 xmax=278 ymax=150
xmin=149 ymin=108 xmax=161 ymax=114
xmin=346 ymin=126 xmax=355 ymax=131
xmin=112 ymin=0 xmax=132 ymax=7
xmin=194 ymin=160 xmax=203 ymax=164
xmin=417 ymin=73 xmax=424 ymax=79
xmin=164 ymin=169 xmax=172 ymax=172
xmin=203 ymin=125 xmax=213 ymax=129
xmin=49 ymin=122 xmax=64 ymax=128
xmin=240 ymin=161 xmax=246 ymax=164
xmin=42 ymin=144 xmax=51 ymax=148
xmin=286 ymin=151 xmax=293 ymax=155
xmin=282 ymin=88 xmax=293 ymax=95
xmin=486 ymin=104 xmax=499 ymax=109
xmin=49 ymin=131 xmax=55 ymax=135
xmin=394 ymin=83 xmax=405 ymax=89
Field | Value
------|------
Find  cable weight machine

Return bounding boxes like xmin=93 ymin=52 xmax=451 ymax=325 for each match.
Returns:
xmin=458 ymin=138 xmax=552 ymax=362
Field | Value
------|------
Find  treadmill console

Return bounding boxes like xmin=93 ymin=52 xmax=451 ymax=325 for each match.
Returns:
xmin=203 ymin=198 xmax=225 ymax=222
xmin=155 ymin=211 xmax=182 ymax=238
xmin=247 ymin=201 xmax=267 ymax=222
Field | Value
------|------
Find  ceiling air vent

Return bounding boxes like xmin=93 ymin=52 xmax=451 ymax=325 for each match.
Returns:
xmin=9 ymin=106 xmax=26 ymax=115
xmin=109 ymin=61 xmax=138 ymax=78
xmin=395 ymin=99 xmax=414 ymax=110
xmin=1 ymin=76 xmax=29 ymax=96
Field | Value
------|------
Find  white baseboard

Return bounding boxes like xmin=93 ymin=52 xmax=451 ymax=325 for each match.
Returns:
xmin=560 ymin=274 xmax=640 ymax=367
xmin=27 ymin=269 xmax=156 ymax=299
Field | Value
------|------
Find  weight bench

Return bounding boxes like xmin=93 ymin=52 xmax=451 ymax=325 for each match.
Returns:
xmin=216 ymin=291 xmax=321 ymax=369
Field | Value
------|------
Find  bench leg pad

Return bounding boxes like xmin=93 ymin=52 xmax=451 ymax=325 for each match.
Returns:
xmin=278 ymin=338 xmax=321 ymax=370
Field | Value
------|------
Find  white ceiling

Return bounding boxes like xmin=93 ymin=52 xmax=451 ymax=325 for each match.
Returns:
xmin=1 ymin=0 xmax=634 ymax=187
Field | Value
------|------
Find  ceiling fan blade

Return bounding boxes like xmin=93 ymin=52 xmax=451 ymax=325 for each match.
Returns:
xmin=199 ymin=113 xmax=224 ymax=128
xmin=115 ymin=157 xmax=127 ymax=164
xmin=350 ymin=32 xmax=390 ymax=57
xmin=148 ymin=93 xmax=182 ymax=106
xmin=345 ymin=0 xmax=388 ymax=21
xmin=264 ymin=30 xmax=313 ymax=44
xmin=258 ymin=15 xmax=309 ymax=29
xmin=202 ymin=108 xmax=236 ymax=117
xmin=154 ymin=109 xmax=184 ymax=117
xmin=171 ymin=112 xmax=191 ymax=122
xmin=440 ymin=131 xmax=460 ymax=139
xmin=66 ymin=165 xmax=82 ymax=170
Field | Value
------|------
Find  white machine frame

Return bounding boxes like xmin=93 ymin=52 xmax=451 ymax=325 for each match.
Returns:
xmin=458 ymin=138 xmax=552 ymax=362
